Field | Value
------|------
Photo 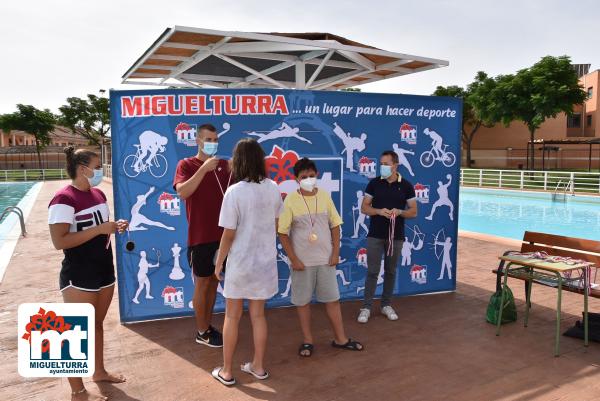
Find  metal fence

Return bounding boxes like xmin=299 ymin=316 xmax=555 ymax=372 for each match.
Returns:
xmin=461 ymin=169 xmax=600 ymax=194
xmin=0 ymin=169 xmax=67 ymax=181
xmin=2 ymin=166 xmax=600 ymax=195
xmin=0 ymin=166 xmax=110 ymax=182
xmin=103 ymin=163 xmax=112 ymax=178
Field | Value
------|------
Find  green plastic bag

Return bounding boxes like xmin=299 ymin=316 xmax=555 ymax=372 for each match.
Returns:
xmin=486 ymin=285 xmax=517 ymax=325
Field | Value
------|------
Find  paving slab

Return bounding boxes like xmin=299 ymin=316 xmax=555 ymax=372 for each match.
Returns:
xmin=1 ymin=180 xmax=599 ymax=401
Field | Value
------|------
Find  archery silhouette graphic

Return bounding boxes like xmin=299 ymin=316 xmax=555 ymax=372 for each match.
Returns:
xmin=429 ymin=228 xmax=453 ymax=280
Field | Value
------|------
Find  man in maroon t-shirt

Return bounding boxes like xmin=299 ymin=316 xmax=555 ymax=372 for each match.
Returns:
xmin=174 ymin=123 xmax=231 ymax=347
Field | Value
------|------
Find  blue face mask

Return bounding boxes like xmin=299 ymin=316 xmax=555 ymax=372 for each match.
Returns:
xmin=380 ymin=165 xmax=392 ymax=179
xmin=85 ymin=166 xmax=103 ymax=187
xmin=203 ymin=142 xmax=218 ymax=156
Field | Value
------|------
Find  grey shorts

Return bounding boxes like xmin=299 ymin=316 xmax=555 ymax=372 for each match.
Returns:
xmin=291 ymin=264 xmax=340 ymax=306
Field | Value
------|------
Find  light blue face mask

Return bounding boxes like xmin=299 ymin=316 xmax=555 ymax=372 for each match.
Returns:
xmin=85 ymin=166 xmax=104 ymax=187
xmin=380 ymin=165 xmax=392 ymax=179
xmin=203 ymin=142 xmax=218 ymax=156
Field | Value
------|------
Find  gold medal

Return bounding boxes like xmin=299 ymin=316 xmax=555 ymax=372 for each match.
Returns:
xmin=309 ymin=232 xmax=318 ymax=242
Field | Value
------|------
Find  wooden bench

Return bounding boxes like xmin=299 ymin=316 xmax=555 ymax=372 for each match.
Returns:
xmin=493 ymin=231 xmax=600 ymax=298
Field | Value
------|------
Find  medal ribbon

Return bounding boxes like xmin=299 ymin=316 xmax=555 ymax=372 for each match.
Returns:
xmin=300 ymin=190 xmax=318 ymax=239
xmin=387 ymin=212 xmax=396 ymax=256
xmin=198 ymin=157 xmax=231 ymax=196
xmin=214 ymin=167 xmax=232 ymax=196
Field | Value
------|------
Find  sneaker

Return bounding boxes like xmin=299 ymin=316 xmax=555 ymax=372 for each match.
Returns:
xmin=196 ymin=326 xmax=223 ymax=348
xmin=357 ymin=308 xmax=371 ymax=324
xmin=208 ymin=326 xmax=223 ymax=343
xmin=381 ymin=306 xmax=398 ymax=321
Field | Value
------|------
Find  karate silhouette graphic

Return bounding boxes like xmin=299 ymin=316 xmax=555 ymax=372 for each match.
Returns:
xmin=332 ymin=122 xmax=367 ymax=172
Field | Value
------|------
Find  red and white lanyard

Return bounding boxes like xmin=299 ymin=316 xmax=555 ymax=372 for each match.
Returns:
xmin=214 ymin=168 xmax=232 ymax=196
xmin=387 ymin=212 xmax=396 ymax=256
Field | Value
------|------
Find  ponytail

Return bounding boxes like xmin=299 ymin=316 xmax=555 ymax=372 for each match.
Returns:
xmin=64 ymin=147 xmax=98 ymax=179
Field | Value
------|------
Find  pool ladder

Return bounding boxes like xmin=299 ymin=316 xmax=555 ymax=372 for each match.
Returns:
xmin=0 ymin=206 xmax=26 ymax=237
xmin=552 ymin=180 xmax=573 ymax=202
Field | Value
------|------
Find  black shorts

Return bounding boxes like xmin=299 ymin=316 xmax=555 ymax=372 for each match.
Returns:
xmin=187 ymin=242 xmax=224 ymax=278
xmin=59 ymin=264 xmax=116 ymax=292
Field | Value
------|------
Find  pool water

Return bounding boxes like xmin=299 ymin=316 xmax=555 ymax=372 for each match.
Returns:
xmin=459 ymin=188 xmax=600 ymax=241
xmin=0 ymin=182 xmax=35 ymax=222
xmin=0 ymin=182 xmax=41 ymax=282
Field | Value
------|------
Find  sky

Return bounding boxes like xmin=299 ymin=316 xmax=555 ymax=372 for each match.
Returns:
xmin=1 ymin=0 xmax=599 ymax=113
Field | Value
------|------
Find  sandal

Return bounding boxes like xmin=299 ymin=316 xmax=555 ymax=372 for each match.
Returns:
xmin=211 ymin=367 xmax=236 ymax=386
xmin=240 ymin=362 xmax=269 ymax=380
xmin=331 ymin=338 xmax=364 ymax=351
xmin=298 ymin=343 xmax=314 ymax=357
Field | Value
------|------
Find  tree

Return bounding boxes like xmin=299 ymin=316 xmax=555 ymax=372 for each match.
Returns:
xmin=492 ymin=56 xmax=587 ymax=169
xmin=59 ymin=94 xmax=110 ymax=162
xmin=433 ymin=72 xmax=498 ymax=168
xmin=0 ymin=105 xmax=56 ymax=169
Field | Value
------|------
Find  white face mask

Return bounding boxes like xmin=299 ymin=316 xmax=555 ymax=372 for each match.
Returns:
xmin=299 ymin=177 xmax=317 ymax=192
xmin=84 ymin=166 xmax=103 ymax=187
xmin=380 ymin=165 xmax=393 ymax=179
xmin=203 ymin=142 xmax=218 ymax=156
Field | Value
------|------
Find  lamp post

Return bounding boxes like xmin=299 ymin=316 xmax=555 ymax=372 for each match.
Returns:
xmin=99 ymin=89 xmax=106 ymax=167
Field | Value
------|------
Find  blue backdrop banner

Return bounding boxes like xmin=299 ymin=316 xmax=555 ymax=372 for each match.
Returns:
xmin=110 ymin=89 xmax=462 ymax=323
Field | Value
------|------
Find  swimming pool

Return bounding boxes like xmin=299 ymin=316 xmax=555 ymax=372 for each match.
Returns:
xmin=0 ymin=182 xmax=42 ymax=281
xmin=459 ymin=187 xmax=600 ymax=241
xmin=0 ymin=182 xmax=35 ymax=218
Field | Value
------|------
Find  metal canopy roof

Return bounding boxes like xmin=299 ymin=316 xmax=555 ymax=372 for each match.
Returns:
xmin=122 ymin=26 xmax=449 ymax=90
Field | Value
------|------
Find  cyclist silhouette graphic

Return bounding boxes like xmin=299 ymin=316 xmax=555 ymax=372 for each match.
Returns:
xmin=420 ymin=128 xmax=456 ymax=168
xmin=123 ymin=130 xmax=169 ymax=178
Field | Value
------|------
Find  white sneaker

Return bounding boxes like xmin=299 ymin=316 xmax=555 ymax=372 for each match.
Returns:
xmin=357 ymin=308 xmax=370 ymax=323
xmin=381 ymin=306 xmax=398 ymax=321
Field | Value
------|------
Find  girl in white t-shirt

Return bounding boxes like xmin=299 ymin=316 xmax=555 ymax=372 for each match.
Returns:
xmin=212 ymin=138 xmax=283 ymax=386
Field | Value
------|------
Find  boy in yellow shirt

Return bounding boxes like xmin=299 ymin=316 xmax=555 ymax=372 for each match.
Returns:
xmin=278 ymin=157 xmax=363 ymax=357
